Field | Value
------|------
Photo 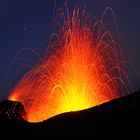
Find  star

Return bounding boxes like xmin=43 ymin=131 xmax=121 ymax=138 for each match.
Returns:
xmin=24 ymin=27 xmax=27 ymax=31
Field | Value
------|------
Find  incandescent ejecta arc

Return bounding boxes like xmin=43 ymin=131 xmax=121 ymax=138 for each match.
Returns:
xmin=9 ymin=7 xmax=131 ymax=122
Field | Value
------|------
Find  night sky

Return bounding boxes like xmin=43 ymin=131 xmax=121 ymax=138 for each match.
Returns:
xmin=0 ymin=0 xmax=140 ymax=100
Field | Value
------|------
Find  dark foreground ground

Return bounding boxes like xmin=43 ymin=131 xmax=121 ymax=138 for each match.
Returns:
xmin=0 ymin=90 xmax=140 ymax=139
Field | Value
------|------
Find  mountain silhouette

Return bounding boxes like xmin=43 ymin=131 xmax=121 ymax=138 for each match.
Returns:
xmin=0 ymin=90 xmax=140 ymax=139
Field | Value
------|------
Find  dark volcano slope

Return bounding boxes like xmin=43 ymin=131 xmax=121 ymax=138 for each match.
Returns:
xmin=0 ymin=90 xmax=140 ymax=139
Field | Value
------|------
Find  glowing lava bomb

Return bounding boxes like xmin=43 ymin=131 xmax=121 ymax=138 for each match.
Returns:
xmin=9 ymin=7 xmax=131 ymax=122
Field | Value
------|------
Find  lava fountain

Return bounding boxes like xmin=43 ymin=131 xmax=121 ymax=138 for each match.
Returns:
xmin=9 ymin=7 xmax=131 ymax=122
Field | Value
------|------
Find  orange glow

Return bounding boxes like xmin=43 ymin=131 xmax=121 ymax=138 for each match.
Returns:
xmin=9 ymin=92 xmax=18 ymax=101
xmin=9 ymin=8 xmax=130 ymax=122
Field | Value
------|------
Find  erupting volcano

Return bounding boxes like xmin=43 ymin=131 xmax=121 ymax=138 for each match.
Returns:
xmin=9 ymin=7 xmax=131 ymax=122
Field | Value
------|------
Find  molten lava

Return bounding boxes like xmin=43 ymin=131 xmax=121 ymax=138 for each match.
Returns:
xmin=9 ymin=8 xmax=130 ymax=122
